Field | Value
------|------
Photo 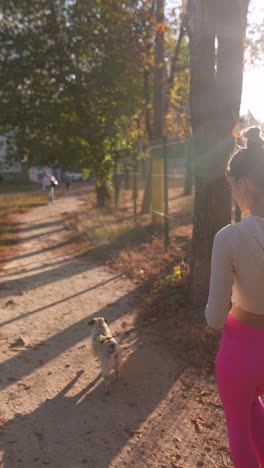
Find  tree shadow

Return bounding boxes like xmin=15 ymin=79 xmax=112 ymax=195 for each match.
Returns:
xmin=17 ymin=219 xmax=65 ymax=233
xmin=0 ymin=239 xmax=75 ymax=265
xmin=0 ymin=223 xmax=155 ymax=299
xmin=0 ymin=293 xmax=218 ymax=468
xmin=0 ymin=272 xmax=125 ymax=328
xmin=0 ymin=247 xmax=105 ymax=298
xmin=0 ymin=256 xmax=75 ymax=279
xmin=0 ymin=314 xmax=183 ymax=467
xmin=0 ymin=284 xmax=144 ymax=391
xmin=0 ymin=227 xmax=66 ymax=246
xmin=0 ymin=219 xmax=64 ymax=235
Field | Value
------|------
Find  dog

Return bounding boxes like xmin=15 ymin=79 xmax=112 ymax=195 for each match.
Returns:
xmin=88 ymin=317 xmax=122 ymax=394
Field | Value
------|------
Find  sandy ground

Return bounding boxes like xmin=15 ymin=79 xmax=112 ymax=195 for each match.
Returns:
xmin=0 ymin=188 xmax=232 ymax=468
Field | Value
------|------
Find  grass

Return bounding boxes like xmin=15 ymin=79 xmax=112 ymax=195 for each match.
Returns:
xmin=0 ymin=180 xmax=42 ymax=193
xmin=61 ymin=176 xmax=194 ymax=333
xmin=0 ymin=175 xmax=194 ymax=309
xmin=0 ymin=191 xmax=47 ymax=258
xmin=67 ymin=176 xmax=194 ymax=282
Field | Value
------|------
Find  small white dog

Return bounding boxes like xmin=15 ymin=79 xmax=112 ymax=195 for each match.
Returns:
xmin=88 ymin=317 xmax=122 ymax=394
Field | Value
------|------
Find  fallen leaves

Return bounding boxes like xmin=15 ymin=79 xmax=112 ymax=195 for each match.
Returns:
xmin=191 ymin=418 xmax=202 ymax=434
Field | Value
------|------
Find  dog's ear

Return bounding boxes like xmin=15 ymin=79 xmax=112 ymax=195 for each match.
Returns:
xmin=88 ymin=319 xmax=95 ymax=326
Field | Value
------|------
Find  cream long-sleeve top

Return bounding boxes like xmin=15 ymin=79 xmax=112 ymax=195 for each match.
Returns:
xmin=205 ymin=215 xmax=264 ymax=329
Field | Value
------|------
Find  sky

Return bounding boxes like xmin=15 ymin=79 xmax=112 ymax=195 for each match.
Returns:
xmin=241 ymin=0 xmax=264 ymax=121
xmin=241 ymin=68 xmax=264 ymax=122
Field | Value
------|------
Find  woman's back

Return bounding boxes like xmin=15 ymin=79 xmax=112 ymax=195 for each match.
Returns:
xmin=205 ymin=216 xmax=264 ymax=329
xmin=206 ymin=127 xmax=264 ymax=468
xmin=232 ymin=216 xmax=264 ymax=314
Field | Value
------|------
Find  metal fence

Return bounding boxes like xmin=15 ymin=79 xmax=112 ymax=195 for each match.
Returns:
xmin=112 ymin=139 xmax=193 ymax=251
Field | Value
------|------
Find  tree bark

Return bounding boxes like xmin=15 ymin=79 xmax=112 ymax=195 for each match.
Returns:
xmin=188 ymin=0 xmax=249 ymax=306
xmin=152 ymin=0 xmax=165 ymax=141
xmin=142 ymin=4 xmax=187 ymax=215
xmin=168 ymin=21 xmax=186 ymax=89
xmin=20 ymin=161 xmax=30 ymax=181
xmin=141 ymin=159 xmax=152 ymax=214
xmin=149 ymin=0 xmax=166 ymax=224
xmin=143 ymin=70 xmax=152 ymax=142
xmin=96 ymin=183 xmax=111 ymax=208
xmin=141 ymin=0 xmax=165 ymax=216
xmin=141 ymin=69 xmax=153 ymax=214
xmin=164 ymin=18 xmax=186 ymax=118
xmin=113 ymin=159 xmax=121 ymax=210
xmin=183 ymin=142 xmax=193 ymax=196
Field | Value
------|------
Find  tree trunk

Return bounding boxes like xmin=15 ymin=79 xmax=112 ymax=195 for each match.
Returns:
xmin=183 ymin=141 xmax=193 ymax=196
xmin=188 ymin=0 xmax=249 ymax=306
xmin=141 ymin=71 xmax=152 ymax=214
xmin=96 ymin=183 xmax=111 ymax=208
xmin=190 ymin=169 xmax=232 ymax=305
xmin=141 ymin=0 xmax=165 ymax=217
xmin=141 ymin=160 xmax=152 ymax=214
xmin=151 ymin=0 xmax=165 ymax=224
xmin=143 ymin=70 xmax=152 ymax=142
xmin=132 ymin=153 xmax=138 ymax=222
xmin=113 ymin=160 xmax=121 ymax=210
xmin=152 ymin=0 xmax=165 ymax=141
xmin=142 ymin=2 xmax=186 ymax=215
xmin=20 ymin=161 xmax=30 ymax=181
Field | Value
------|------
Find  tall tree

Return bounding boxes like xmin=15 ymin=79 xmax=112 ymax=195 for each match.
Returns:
xmin=153 ymin=0 xmax=166 ymax=141
xmin=187 ymin=0 xmax=250 ymax=305
xmin=0 ymin=0 xmax=145 ymax=205
xmin=141 ymin=0 xmax=189 ymax=213
xmin=0 ymin=0 xmax=190 ymax=207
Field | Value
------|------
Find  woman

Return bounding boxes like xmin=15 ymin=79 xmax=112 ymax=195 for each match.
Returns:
xmin=205 ymin=126 xmax=264 ymax=467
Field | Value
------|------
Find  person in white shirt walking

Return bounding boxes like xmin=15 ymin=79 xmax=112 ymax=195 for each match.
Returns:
xmin=42 ymin=170 xmax=55 ymax=204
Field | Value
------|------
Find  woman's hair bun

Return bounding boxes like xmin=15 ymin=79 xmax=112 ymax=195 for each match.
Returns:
xmin=243 ymin=126 xmax=264 ymax=149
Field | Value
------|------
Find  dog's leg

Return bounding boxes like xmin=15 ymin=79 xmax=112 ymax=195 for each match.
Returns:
xmin=102 ymin=361 xmax=112 ymax=394
xmin=114 ymin=349 xmax=122 ymax=380
xmin=104 ymin=375 xmax=111 ymax=395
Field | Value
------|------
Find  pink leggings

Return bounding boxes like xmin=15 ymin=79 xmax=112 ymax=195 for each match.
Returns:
xmin=216 ymin=313 xmax=264 ymax=467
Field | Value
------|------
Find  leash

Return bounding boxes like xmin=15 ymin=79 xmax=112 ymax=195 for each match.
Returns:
xmin=113 ymin=303 xmax=206 ymax=338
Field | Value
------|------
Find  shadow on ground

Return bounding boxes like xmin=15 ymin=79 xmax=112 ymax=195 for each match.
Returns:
xmin=0 ymin=285 xmax=219 ymax=468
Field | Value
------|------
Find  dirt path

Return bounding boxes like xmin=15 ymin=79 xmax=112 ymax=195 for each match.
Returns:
xmin=0 ymin=189 xmax=231 ymax=468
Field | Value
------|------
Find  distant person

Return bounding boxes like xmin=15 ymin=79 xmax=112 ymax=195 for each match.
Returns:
xmin=42 ymin=170 xmax=58 ymax=204
xmin=205 ymin=126 xmax=264 ymax=467
xmin=65 ymin=172 xmax=72 ymax=191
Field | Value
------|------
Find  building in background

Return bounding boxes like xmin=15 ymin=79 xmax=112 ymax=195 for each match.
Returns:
xmin=0 ymin=135 xmax=21 ymax=180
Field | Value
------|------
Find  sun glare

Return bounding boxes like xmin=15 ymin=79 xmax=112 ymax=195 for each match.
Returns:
xmin=241 ymin=69 xmax=264 ymax=123
xmin=240 ymin=0 xmax=264 ymax=122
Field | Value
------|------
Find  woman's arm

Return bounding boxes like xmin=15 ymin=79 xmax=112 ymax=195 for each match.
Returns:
xmin=205 ymin=227 xmax=234 ymax=329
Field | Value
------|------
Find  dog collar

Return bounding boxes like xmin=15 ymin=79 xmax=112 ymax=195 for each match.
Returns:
xmin=94 ymin=334 xmax=113 ymax=344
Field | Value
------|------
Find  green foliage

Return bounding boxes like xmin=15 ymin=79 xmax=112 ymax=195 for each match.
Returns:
xmin=0 ymin=1 xmax=144 ymax=176
xmin=167 ymin=37 xmax=190 ymax=139
xmin=0 ymin=0 xmax=190 ymax=195
xmin=148 ymin=261 xmax=190 ymax=310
